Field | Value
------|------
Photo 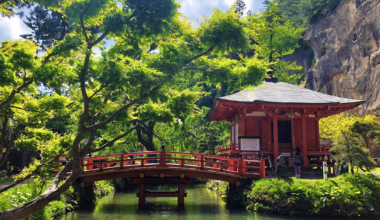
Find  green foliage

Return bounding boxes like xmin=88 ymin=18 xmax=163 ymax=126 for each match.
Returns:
xmin=350 ymin=120 xmax=380 ymax=150
xmin=248 ymin=174 xmax=380 ymax=217
xmin=198 ymin=8 xmax=249 ymax=54
xmin=319 ymin=113 xmax=377 ymax=142
xmin=20 ymin=6 xmax=71 ymax=53
xmin=248 ymin=0 xmax=304 ymax=84
xmin=332 ymin=131 xmax=377 ymax=173
xmin=277 ymin=0 xmax=342 ymax=28
xmin=153 ymin=107 xmax=230 ymax=154
xmin=94 ymin=180 xmax=115 ymax=198
xmin=0 ymin=179 xmax=74 ymax=219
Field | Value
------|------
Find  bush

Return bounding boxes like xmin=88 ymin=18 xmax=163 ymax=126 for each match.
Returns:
xmin=94 ymin=180 xmax=115 ymax=198
xmin=0 ymin=179 xmax=74 ymax=219
xmin=248 ymin=174 xmax=380 ymax=217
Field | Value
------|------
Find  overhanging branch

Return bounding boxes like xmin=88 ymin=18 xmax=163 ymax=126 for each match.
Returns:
xmin=185 ymin=46 xmax=215 ymax=65
xmin=90 ymin=123 xmax=140 ymax=153
xmin=87 ymin=87 xmax=160 ymax=131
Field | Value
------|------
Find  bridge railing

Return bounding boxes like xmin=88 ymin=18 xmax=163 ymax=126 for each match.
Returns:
xmin=56 ymin=148 xmax=266 ymax=178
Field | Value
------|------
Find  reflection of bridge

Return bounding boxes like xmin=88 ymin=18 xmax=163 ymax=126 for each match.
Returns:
xmin=56 ymin=146 xmax=265 ymax=207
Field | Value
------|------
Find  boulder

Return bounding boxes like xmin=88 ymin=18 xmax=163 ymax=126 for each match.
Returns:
xmin=275 ymin=155 xmax=289 ymax=179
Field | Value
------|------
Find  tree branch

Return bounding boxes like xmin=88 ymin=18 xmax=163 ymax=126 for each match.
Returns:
xmin=90 ymin=124 xmax=140 ymax=153
xmin=88 ymin=31 xmax=109 ymax=48
xmin=185 ymin=46 xmax=215 ymax=65
xmin=80 ymin=14 xmax=89 ymax=44
xmin=0 ymin=79 xmax=33 ymax=109
xmin=87 ymin=87 xmax=160 ymax=131
xmin=88 ymin=84 xmax=107 ymax=101
xmin=183 ymin=67 xmax=213 ymax=74
xmin=5 ymin=105 xmax=43 ymax=113
xmin=79 ymin=54 xmax=91 ymax=129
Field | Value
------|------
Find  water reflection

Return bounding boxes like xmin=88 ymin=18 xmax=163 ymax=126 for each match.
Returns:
xmin=61 ymin=184 xmax=371 ymax=220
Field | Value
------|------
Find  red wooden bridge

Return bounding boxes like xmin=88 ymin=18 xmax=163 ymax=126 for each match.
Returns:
xmin=56 ymin=147 xmax=265 ymax=207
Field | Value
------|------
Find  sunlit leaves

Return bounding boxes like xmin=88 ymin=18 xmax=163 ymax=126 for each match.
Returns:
xmin=198 ymin=8 xmax=249 ymax=54
xmin=125 ymin=0 xmax=180 ymax=37
xmin=167 ymin=89 xmax=201 ymax=120
xmin=0 ymin=40 xmax=39 ymax=86
xmin=319 ymin=113 xmax=377 ymax=142
xmin=247 ymin=1 xmax=304 ymax=84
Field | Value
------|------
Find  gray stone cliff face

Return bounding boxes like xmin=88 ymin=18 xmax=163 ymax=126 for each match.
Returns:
xmin=304 ymin=0 xmax=380 ymax=115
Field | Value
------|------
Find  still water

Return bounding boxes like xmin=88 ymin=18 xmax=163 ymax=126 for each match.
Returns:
xmin=61 ymin=184 xmax=366 ymax=220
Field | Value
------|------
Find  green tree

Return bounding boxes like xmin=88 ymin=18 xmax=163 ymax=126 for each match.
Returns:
xmin=277 ymin=0 xmax=342 ymax=28
xmin=332 ymin=131 xmax=377 ymax=174
xmin=350 ymin=121 xmax=380 ymax=151
xmin=0 ymin=1 xmax=268 ymax=218
xmin=0 ymin=39 xmax=76 ymax=201
xmin=319 ymin=113 xmax=377 ymax=143
xmin=247 ymin=0 xmax=304 ymax=84
xmin=20 ymin=6 xmax=71 ymax=54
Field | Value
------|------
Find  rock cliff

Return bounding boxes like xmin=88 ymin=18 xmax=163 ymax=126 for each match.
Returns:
xmin=304 ymin=0 xmax=380 ymax=115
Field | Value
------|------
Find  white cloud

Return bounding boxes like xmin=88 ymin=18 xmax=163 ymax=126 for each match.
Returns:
xmin=0 ymin=15 xmax=29 ymax=41
xmin=177 ymin=0 xmax=264 ymax=26
xmin=0 ymin=1 xmax=265 ymax=42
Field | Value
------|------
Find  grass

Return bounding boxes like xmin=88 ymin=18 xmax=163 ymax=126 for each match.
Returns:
xmin=372 ymin=168 xmax=380 ymax=173
xmin=248 ymin=174 xmax=380 ymax=217
xmin=351 ymin=166 xmax=380 ymax=174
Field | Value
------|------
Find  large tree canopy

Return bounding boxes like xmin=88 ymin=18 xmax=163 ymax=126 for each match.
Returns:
xmin=0 ymin=0 xmax=269 ymax=218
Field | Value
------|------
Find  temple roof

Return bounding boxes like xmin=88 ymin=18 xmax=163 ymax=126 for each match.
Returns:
xmin=206 ymin=81 xmax=365 ymax=121
xmin=217 ymin=82 xmax=364 ymax=105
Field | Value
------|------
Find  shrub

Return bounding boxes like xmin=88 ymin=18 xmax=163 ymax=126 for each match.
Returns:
xmin=0 ymin=179 xmax=74 ymax=219
xmin=248 ymin=174 xmax=380 ymax=217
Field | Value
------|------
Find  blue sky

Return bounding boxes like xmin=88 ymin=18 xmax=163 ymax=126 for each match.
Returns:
xmin=0 ymin=0 xmax=264 ymax=42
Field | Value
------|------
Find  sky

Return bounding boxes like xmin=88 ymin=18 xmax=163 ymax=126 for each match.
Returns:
xmin=0 ymin=0 xmax=265 ymax=42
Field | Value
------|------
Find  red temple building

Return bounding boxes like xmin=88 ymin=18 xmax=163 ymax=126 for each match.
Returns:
xmin=206 ymin=80 xmax=364 ymax=170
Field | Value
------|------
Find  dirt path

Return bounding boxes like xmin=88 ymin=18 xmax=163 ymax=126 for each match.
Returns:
xmin=0 ymin=179 xmax=29 ymax=190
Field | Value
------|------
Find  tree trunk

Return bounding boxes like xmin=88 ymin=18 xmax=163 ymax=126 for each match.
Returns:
xmin=136 ymin=121 xmax=156 ymax=152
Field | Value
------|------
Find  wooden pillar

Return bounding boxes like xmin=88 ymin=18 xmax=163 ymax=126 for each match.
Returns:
xmin=316 ymin=117 xmax=320 ymax=147
xmin=273 ymin=114 xmax=279 ymax=164
xmin=302 ymin=114 xmax=308 ymax=167
xmin=196 ymin=156 xmax=200 ymax=166
xmin=138 ymin=184 xmax=146 ymax=205
xmin=241 ymin=113 xmax=246 ymax=136
xmin=88 ymin=158 xmax=93 ymax=171
xmin=159 ymin=146 xmax=166 ymax=167
xmin=178 ymin=184 xmax=185 ymax=205
xmin=80 ymin=159 xmax=84 ymax=172
xmin=238 ymin=157 xmax=244 ymax=175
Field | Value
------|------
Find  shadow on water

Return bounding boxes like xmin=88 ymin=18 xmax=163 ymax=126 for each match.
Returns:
xmin=61 ymin=184 xmax=377 ymax=220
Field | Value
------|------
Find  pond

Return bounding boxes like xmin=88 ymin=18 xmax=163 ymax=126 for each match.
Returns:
xmin=60 ymin=184 xmax=370 ymax=220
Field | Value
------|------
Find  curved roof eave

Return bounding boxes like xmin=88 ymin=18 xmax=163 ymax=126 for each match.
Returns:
xmin=213 ymin=98 xmax=365 ymax=107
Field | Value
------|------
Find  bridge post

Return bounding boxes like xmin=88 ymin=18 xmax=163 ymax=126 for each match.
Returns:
xmin=238 ymin=153 xmax=243 ymax=176
xmin=80 ymin=159 xmax=84 ymax=172
xmin=178 ymin=183 xmax=185 ymax=205
xmin=159 ymin=145 xmax=166 ymax=167
xmin=260 ymin=159 xmax=266 ymax=178
xmin=200 ymin=155 xmax=203 ymax=170
xmin=120 ymin=154 xmax=124 ymax=169
xmin=196 ymin=156 xmax=200 ymax=166
xmin=88 ymin=158 xmax=93 ymax=171
xmin=138 ymin=184 xmax=146 ymax=206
